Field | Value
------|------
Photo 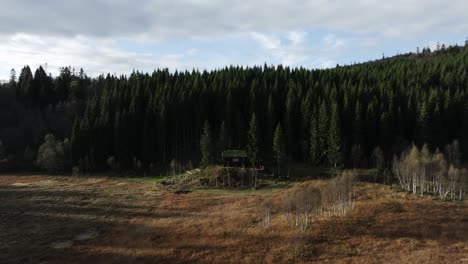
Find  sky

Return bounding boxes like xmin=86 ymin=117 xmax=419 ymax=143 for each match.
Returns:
xmin=0 ymin=0 xmax=467 ymax=79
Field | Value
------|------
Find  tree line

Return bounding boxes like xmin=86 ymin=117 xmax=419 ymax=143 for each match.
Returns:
xmin=393 ymin=140 xmax=467 ymax=200
xmin=0 ymin=44 xmax=467 ymax=174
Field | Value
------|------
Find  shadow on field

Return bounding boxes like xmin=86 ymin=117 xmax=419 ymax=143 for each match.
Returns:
xmin=317 ymin=201 xmax=468 ymax=245
xmin=0 ymin=184 xmax=189 ymax=264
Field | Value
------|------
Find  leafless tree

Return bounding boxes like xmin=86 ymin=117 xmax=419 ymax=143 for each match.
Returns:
xmin=445 ymin=140 xmax=461 ymax=167
xmin=372 ymin=146 xmax=385 ymax=169
xmin=393 ymin=143 xmax=466 ymax=200
xmin=323 ymin=172 xmax=355 ymax=215
xmin=282 ymin=172 xmax=354 ymax=230
xmin=257 ymin=198 xmax=272 ymax=228
xmin=282 ymin=185 xmax=321 ymax=230
xmin=282 ymin=191 xmax=294 ymax=226
xmin=303 ymin=185 xmax=321 ymax=228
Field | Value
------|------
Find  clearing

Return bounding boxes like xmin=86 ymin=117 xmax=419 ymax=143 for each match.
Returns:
xmin=0 ymin=174 xmax=467 ymax=263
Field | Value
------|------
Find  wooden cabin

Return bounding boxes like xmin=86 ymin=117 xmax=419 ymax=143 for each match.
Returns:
xmin=222 ymin=150 xmax=247 ymax=167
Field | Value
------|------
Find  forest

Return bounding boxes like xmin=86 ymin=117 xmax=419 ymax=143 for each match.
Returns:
xmin=1 ymin=42 xmax=468 ymax=264
xmin=0 ymin=44 xmax=467 ymax=175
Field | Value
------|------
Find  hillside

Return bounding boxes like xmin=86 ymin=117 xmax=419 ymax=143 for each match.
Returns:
xmin=0 ymin=45 xmax=467 ymax=174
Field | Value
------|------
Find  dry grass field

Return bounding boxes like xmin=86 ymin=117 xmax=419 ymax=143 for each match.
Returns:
xmin=1 ymin=174 xmax=467 ymax=263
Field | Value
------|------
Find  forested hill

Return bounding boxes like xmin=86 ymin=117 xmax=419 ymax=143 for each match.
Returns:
xmin=1 ymin=44 xmax=468 ymax=173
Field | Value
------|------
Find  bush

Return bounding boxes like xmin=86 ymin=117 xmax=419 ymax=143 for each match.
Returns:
xmin=107 ymin=156 xmax=120 ymax=172
xmin=282 ymin=172 xmax=355 ymax=229
xmin=72 ymin=166 xmax=81 ymax=177
xmin=36 ymin=134 xmax=67 ymax=174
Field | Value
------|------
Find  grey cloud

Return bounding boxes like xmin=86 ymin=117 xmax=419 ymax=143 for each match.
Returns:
xmin=1 ymin=0 xmax=467 ymax=39
xmin=0 ymin=0 xmax=151 ymax=37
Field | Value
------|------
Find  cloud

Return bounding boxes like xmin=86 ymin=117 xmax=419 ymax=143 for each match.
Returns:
xmin=1 ymin=0 xmax=467 ymax=39
xmin=313 ymin=58 xmax=337 ymax=69
xmin=287 ymin=31 xmax=307 ymax=46
xmin=1 ymin=0 xmax=467 ymax=79
xmin=0 ymin=34 xmax=200 ymax=78
xmin=323 ymin=34 xmax=345 ymax=49
xmin=250 ymin=32 xmax=281 ymax=51
xmin=250 ymin=31 xmax=310 ymax=66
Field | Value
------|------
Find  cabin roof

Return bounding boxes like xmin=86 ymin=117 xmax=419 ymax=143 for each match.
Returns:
xmin=222 ymin=150 xmax=247 ymax=158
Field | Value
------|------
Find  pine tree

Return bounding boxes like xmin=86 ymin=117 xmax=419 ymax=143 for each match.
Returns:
xmin=217 ymin=121 xmax=227 ymax=162
xmin=70 ymin=118 xmax=81 ymax=165
xmin=309 ymin=106 xmax=320 ymax=166
xmin=366 ymin=101 xmax=378 ymax=153
xmin=200 ymin=120 xmax=214 ymax=167
xmin=266 ymin=93 xmax=276 ymax=162
xmin=302 ymin=89 xmax=313 ymax=159
xmin=317 ymin=101 xmax=329 ymax=164
xmin=327 ymin=103 xmax=342 ymax=168
xmin=429 ymin=103 xmax=443 ymax=148
xmin=9 ymin=68 xmax=16 ymax=88
xmin=225 ymin=91 xmax=234 ymax=149
xmin=353 ymin=101 xmax=364 ymax=148
xmin=416 ymin=101 xmax=429 ymax=146
xmin=379 ymin=112 xmax=391 ymax=154
xmin=273 ymin=123 xmax=286 ymax=178
xmin=17 ymin=66 xmax=33 ymax=105
xmin=285 ymin=82 xmax=299 ymax=158
xmin=33 ymin=66 xmax=55 ymax=107
xmin=56 ymin=67 xmax=72 ymax=102
xmin=141 ymin=107 xmax=157 ymax=167
xmin=247 ymin=114 xmax=259 ymax=167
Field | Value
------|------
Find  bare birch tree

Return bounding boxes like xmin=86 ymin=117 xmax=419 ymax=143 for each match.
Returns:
xmin=393 ymin=143 xmax=466 ymax=200
xmin=257 ymin=198 xmax=272 ymax=228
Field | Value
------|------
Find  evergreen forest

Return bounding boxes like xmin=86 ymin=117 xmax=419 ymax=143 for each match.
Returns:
xmin=1 ymin=44 xmax=467 ymax=174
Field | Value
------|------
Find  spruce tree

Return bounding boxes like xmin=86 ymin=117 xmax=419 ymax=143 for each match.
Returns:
xmin=17 ymin=66 xmax=33 ymax=105
xmin=247 ymin=114 xmax=259 ymax=167
xmin=302 ymin=89 xmax=313 ymax=159
xmin=141 ymin=107 xmax=157 ymax=166
xmin=9 ymin=68 xmax=16 ymax=88
xmin=285 ymin=82 xmax=299 ymax=158
xmin=353 ymin=101 xmax=364 ymax=148
xmin=217 ymin=121 xmax=227 ymax=162
xmin=273 ymin=123 xmax=286 ymax=178
xmin=317 ymin=101 xmax=328 ymax=164
xmin=200 ymin=120 xmax=214 ymax=168
xmin=70 ymin=118 xmax=81 ymax=165
xmin=416 ymin=101 xmax=429 ymax=146
xmin=266 ymin=94 xmax=276 ymax=162
xmin=327 ymin=103 xmax=342 ymax=168
xmin=309 ymin=106 xmax=320 ymax=166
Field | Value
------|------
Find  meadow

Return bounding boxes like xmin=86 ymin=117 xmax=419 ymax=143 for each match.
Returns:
xmin=1 ymin=172 xmax=466 ymax=263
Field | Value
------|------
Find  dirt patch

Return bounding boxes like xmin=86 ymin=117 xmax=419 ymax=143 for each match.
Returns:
xmin=75 ymin=229 xmax=99 ymax=241
xmin=51 ymin=241 xmax=73 ymax=249
xmin=10 ymin=182 xmax=31 ymax=187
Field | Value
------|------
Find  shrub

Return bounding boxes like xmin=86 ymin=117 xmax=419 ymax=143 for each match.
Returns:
xmin=36 ymin=134 xmax=66 ymax=174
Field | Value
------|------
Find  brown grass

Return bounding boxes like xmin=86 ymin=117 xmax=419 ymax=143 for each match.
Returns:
xmin=0 ymin=175 xmax=467 ymax=263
